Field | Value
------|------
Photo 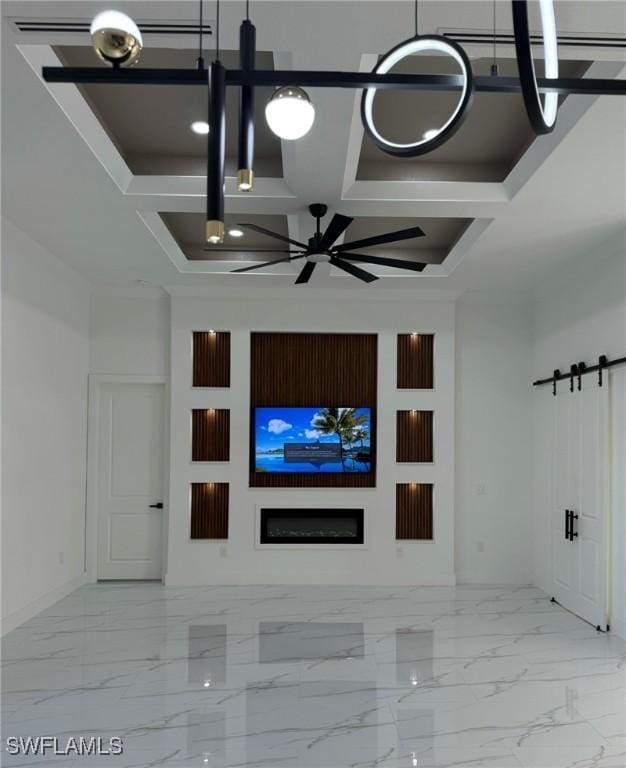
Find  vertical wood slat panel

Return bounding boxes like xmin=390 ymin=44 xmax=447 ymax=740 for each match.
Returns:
xmin=193 ymin=331 xmax=231 ymax=387
xmin=396 ymin=410 xmax=433 ymax=462
xmin=192 ymin=409 xmax=230 ymax=461
xmin=396 ymin=483 xmax=433 ymax=539
xmin=251 ymin=333 xmax=377 ymax=405
xmin=397 ymin=334 xmax=434 ymax=389
xmin=250 ymin=333 xmax=377 ymax=488
xmin=190 ymin=483 xmax=229 ymax=539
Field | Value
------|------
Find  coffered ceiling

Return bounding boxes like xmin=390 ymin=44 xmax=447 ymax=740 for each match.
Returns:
xmin=162 ymin=212 xmax=472 ymax=263
xmin=55 ymin=45 xmax=283 ymax=177
xmin=2 ymin=0 xmax=624 ymax=294
xmin=358 ymin=57 xmax=591 ymax=182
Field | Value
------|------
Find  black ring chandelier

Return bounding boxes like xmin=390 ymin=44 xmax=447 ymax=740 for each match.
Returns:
xmin=512 ymin=0 xmax=559 ymax=134
xmin=361 ymin=35 xmax=474 ymax=157
xmin=42 ymin=0 xmax=626 ymax=244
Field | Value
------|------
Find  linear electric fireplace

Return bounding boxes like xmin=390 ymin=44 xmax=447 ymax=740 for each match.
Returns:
xmin=260 ymin=508 xmax=365 ymax=544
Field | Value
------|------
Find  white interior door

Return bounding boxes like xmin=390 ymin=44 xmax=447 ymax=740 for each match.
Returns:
xmin=550 ymin=377 xmax=609 ymax=628
xmin=97 ymin=382 xmax=165 ymax=580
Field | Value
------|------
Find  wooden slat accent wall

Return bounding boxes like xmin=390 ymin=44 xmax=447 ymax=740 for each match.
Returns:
xmin=190 ymin=483 xmax=229 ymax=539
xmin=396 ymin=410 xmax=433 ymax=462
xmin=396 ymin=483 xmax=433 ymax=540
xmin=193 ymin=331 xmax=231 ymax=387
xmin=192 ymin=409 xmax=230 ymax=461
xmin=250 ymin=333 xmax=377 ymax=488
xmin=397 ymin=334 xmax=434 ymax=389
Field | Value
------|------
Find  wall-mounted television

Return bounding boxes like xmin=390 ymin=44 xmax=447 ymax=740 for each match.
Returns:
xmin=254 ymin=407 xmax=372 ymax=474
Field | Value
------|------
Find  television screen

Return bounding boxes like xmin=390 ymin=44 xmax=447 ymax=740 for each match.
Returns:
xmin=254 ymin=407 xmax=372 ymax=474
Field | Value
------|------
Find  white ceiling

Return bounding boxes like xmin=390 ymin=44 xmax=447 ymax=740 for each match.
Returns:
xmin=1 ymin=0 xmax=625 ymax=297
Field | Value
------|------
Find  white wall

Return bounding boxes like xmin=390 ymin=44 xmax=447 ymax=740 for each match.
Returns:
xmin=456 ymin=297 xmax=533 ymax=584
xmin=532 ymin=233 xmax=626 ymax=636
xmin=90 ymin=291 xmax=170 ymax=377
xmin=167 ymin=289 xmax=456 ymax=586
xmin=1 ymin=218 xmax=90 ymax=632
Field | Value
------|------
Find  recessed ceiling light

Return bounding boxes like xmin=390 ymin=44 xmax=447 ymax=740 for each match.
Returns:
xmin=228 ymin=228 xmax=244 ymax=238
xmin=423 ymin=129 xmax=438 ymax=141
xmin=191 ymin=121 xmax=210 ymax=135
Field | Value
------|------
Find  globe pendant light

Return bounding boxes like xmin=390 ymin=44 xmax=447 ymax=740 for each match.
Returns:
xmin=90 ymin=11 xmax=143 ymax=67
xmin=265 ymin=86 xmax=315 ymax=140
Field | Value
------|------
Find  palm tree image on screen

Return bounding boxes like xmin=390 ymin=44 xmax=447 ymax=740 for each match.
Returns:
xmin=311 ymin=408 xmax=370 ymax=470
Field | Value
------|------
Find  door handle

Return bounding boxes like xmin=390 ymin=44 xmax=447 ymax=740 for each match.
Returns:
xmin=149 ymin=502 xmax=164 ymax=509
xmin=565 ymin=509 xmax=571 ymax=540
xmin=569 ymin=512 xmax=579 ymax=541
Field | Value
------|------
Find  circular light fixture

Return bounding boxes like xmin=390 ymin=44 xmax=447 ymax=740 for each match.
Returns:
xmin=361 ymin=35 xmax=474 ymax=157
xmin=265 ymin=86 xmax=315 ymax=140
xmin=228 ymin=228 xmax=244 ymax=238
xmin=512 ymin=0 xmax=559 ymax=134
xmin=190 ymin=121 xmax=210 ymax=135
xmin=90 ymin=11 xmax=143 ymax=67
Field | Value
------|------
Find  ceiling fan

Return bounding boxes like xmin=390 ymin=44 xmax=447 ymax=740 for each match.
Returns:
xmin=205 ymin=204 xmax=427 ymax=284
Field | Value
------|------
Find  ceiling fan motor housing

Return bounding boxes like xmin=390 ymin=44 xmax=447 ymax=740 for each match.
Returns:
xmin=307 ymin=234 xmax=330 ymax=262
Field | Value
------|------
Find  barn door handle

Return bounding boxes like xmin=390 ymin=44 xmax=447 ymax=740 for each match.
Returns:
xmin=149 ymin=502 xmax=164 ymax=509
xmin=565 ymin=509 xmax=571 ymax=540
xmin=569 ymin=512 xmax=579 ymax=541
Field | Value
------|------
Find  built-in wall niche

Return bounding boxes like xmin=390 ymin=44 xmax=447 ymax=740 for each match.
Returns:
xmin=190 ymin=482 xmax=229 ymax=539
xmin=191 ymin=409 xmax=230 ymax=461
xmin=396 ymin=410 xmax=433 ymax=463
xmin=192 ymin=331 xmax=230 ymax=387
xmin=397 ymin=333 xmax=434 ymax=389
xmin=396 ymin=483 xmax=433 ymax=540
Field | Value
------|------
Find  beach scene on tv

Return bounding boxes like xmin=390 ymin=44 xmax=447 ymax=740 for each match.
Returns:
xmin=255 ymin=407 xmax=372 ymax=473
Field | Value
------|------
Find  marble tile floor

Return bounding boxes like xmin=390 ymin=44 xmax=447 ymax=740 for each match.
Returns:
xmin=1 ymin=584 xmax=625 ymax=768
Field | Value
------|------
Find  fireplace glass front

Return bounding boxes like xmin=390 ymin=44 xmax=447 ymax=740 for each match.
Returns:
xmin=260 ymin=508 xmax=365 ymax=544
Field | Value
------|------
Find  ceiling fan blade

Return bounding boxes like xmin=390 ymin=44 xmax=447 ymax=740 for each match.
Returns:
xmin=295 ymin=261 xmax=316 ymax=284
xmin=335 ymin=226 xmax=426 ymax=252
xmin=318 ymin=214 xmax=354 ymax=250
xmin=339 ymin=252 xmax=426 ymax=272
xmin=204 ymin=247 xmax=301 ymax=254
xmin=330 ymin=257 xmax=378 ymax=283
xmin=231 ymin=254 xmax=305 ymax=273
xmin=237 ymin=223 xmax=308 ymax=249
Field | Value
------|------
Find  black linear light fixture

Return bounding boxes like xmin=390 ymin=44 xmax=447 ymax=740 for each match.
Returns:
xmin=49 ymin=0 xmax=626 ymax=256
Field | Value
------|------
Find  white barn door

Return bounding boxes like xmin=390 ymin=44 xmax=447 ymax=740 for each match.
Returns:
xmin=551 ymin=377 xmax=609 ymax=629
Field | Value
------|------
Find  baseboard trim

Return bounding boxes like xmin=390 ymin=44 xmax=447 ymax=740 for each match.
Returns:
xmin=163 ymin=573 xmax=457 ymax=587
xmin=0 ymin=573 xmax=89 ymax=636
xmin=610 ymin=617 xmax=625 ymax=640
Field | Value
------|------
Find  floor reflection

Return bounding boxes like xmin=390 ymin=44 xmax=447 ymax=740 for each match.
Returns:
xmin=2 ymin=584 xmax=624 ymax=768
xmin=187 ymin=625 xmax=227 ymax=686
xmin=396 ymin=629 xmax=434 ymax=686
xmin=259 ymin=621 xmax=365 ymax=661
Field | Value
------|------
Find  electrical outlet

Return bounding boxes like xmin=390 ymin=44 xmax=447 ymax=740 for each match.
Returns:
xmin=477 ymin=541 xmax=485 ymax=553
